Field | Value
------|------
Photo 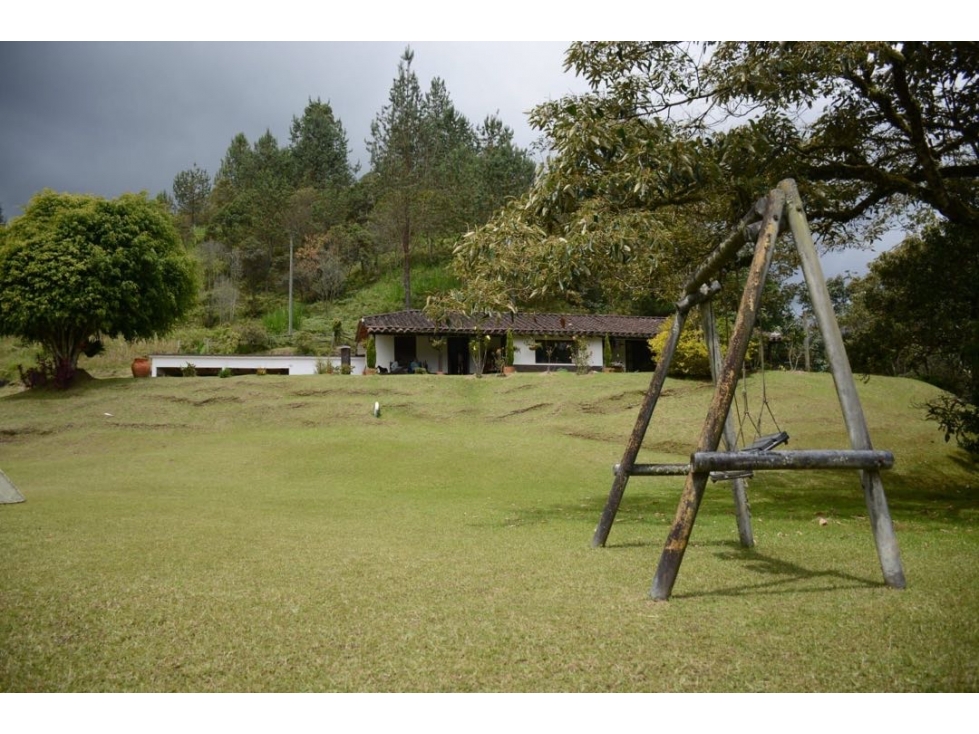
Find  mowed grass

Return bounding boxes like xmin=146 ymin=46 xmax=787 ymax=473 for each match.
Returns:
xmin=1 ymin=370 xmax=976 ymax=691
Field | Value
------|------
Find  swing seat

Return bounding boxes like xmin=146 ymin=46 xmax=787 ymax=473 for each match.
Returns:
xmin=709 ymin=470 xmax=753 ymax=483
xmin=709 ymin=432 xmax=789 ymax=482
xmin=743 ymin=430 xmax=789 ymax=452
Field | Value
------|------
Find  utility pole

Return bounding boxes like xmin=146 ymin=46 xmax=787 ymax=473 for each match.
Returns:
xmin=288 ymin=231 xmax=294 ymax=336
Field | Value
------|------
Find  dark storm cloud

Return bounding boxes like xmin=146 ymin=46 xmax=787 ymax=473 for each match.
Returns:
xmin=0 ymin=41 xmax=585 ymax=218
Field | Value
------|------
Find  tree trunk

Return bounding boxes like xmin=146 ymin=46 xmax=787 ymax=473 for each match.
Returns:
xmin=43 ymin=333 xmax=82 ymax=387
xmin=401 ymin=208 xmax=412 ymax=309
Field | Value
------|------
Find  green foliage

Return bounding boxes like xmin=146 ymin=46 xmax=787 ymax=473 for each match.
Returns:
xmin=366 ymin=335 xmax=377 ymax=369
xmin=218 ymin=367 xmax=233 ymax=379
xmin=648 ymin=317 xmax=711 ymax=379
xmin=181 ymin=362 xmax=197 ymax=377
xmin=0 ymin=190 xmax=197 ymax=384
xmin=603 ymin=335 xmax=612 ymax=367
xmin=368 ymin=47 xmax=534 ymax=310
xmin=922 ymin=394 xmax=979 ymax=458
xmin=844 ymin=218 xmax=979 ymax=453
xmin=449 ymin=42 xmax=979 ymax=316
xmin=572 ymin=336 xmax=592 ymax=375
xmin=847 ymin=219 xmax=979 ymax=401
xmin=292 ymin=331 xmax=316 ymax=356
xmin=289 ymin=98 xmax=355 ymax=189
xmin=172 ymin=163 xmax=212 ymax=233
xmin=505 ymin=330 xmax=515 ymax=367
xmin=262 ymin=305 xmax=305 ymax=335
xmin=232 ymin=323 xmax=270 ymax=354
xmin=563 ymin=41 xmax=979 ymax=237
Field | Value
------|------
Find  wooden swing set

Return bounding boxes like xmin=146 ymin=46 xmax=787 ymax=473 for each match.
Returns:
xmin=593 ymin=179 xmax=906 ymax=601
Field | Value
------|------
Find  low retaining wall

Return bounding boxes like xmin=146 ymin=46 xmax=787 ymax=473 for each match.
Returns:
xmin=149 ymin=355 xmax=367 ymax=377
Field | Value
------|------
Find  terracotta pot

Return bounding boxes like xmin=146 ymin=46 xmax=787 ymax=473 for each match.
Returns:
xmin=131 ymin=357 xmax=151 ymax=378
xmin=503 ymin=365 xmax=516 ymax=375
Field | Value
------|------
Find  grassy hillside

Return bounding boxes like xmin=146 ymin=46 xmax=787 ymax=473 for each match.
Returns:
xmin=1 ymin=370 xmax=976 ymax=691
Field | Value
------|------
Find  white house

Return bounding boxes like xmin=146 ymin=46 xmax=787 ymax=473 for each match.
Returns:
xmin=355 ymin=310 xmax=665 ymax=374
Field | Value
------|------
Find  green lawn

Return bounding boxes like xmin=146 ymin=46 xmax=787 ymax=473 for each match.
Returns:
xmin=1 ymin=370 xmax=976 ymax=691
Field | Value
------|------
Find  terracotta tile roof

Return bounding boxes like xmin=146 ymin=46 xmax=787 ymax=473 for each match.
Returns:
xmin=356 ymin=309 xmax=665 ymax=341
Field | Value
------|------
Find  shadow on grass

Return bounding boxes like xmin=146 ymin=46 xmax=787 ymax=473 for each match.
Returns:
xmin=670 ymin=543 xmax=882 ymax=600
xmin=501 ymin=462 xmax=978 ymax=533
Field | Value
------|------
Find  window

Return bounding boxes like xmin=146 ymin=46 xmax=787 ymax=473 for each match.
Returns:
xmin=534 ymin=339 xmax=573 ymax=364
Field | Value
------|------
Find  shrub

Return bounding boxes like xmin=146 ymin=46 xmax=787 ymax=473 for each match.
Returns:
xmin=603 ymin=334 xmax=612 ymax=367
xmin=181 ymin=363 xmax=197 ymax=377
xmin=234 ymin=323 xmax=269 ymax=354
xmin=505 ymin=330 xmax=515 ymax=367
xmin=316 ymin=359 xmax=335 ymax=375
xmin=218 ymin=367 xmax=232 ymax=379
xmin=366 ymin=336 xmax=376 ymax=369
xmin=648 ymin=316 xmax=712 ymax=379
xmin=293 ymin=331 xmax=316 ymax=356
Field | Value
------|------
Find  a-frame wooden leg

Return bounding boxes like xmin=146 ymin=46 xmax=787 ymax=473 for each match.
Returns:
xmin=651 ymin=188 xmax=785 ymax=600
xmin=702 ymin=301 xmax=754 ymax=548
xmin=782 ymin=181 xmax=906 ymax=589
xmin=592 ymin=307 xmax=691 ymax=547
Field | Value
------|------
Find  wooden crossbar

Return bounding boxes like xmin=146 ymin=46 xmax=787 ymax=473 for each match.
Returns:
xmin=616 ymin=449 xmax=893 ymax=477
xmin=691 ymin=449 xmax=893 ymax=472
xmin=613 ymin=463 xmax=690 ymax=476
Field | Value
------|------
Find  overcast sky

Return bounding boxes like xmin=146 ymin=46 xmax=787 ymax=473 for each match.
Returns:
xmin=1 ymin=36 xmax=913 ymax=277
xmin=0 ymin=42 xmax=591 ymax=214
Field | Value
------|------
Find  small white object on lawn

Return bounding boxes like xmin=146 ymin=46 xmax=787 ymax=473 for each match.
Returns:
xmin=373 ymin=401 xmax=381 ymax=418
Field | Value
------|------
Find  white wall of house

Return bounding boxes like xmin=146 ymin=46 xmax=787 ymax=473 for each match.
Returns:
xmin=374 ymin=335 xmax=396 ymax=370
xmin=415 ymin=339 xmax=442 ymax=371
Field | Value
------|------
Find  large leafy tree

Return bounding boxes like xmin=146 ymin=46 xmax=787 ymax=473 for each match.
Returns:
xmin=562 ymin=41 xmax=979 ymax=237
xmin=452 ymin=42 xmax=979 ymax=314
xmin=0 ymin=191 xmax=197 ymax=383
xmin=845 ymin=219 xmax=979 ymax=453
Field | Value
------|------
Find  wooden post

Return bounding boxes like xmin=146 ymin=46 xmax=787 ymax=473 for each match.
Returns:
xmin=591 ymin=284 xmax=718 ymax=548
xmin=781 ymin=180 xmax=906 ymax=590
xmin=650 ymin=187 xmax=785 ymax=601
xmin=701 ymin=301 xmax=754 ymax=548
xmin=591 ymin=307 xmax=689 ymax=547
